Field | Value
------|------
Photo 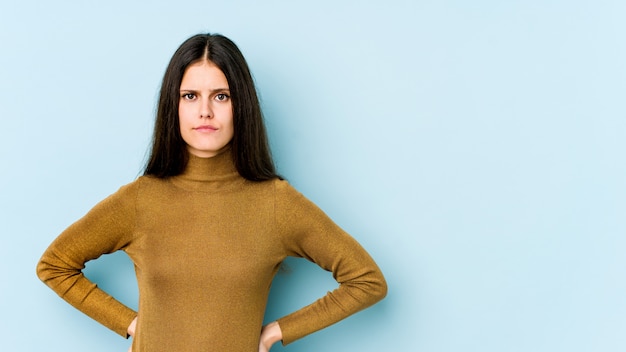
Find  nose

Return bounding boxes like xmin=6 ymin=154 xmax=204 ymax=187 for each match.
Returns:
xmin=200 ymin=98 xmax=213 ymax=119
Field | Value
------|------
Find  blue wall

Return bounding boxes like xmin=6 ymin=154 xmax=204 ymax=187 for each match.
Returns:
xmin=1 ymin=1 xmax=625 ymax=351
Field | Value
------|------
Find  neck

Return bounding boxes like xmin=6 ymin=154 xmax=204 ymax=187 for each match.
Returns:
xmin=169 ymin=148 xmax=242 ymax=191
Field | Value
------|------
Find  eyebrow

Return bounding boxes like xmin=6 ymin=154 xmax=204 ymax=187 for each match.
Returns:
xmin=179 ymin=88 xmax=230 ymax=93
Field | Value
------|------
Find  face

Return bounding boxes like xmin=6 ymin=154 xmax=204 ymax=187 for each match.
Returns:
xmin=179 ymin=60 xmax=234 ymax=158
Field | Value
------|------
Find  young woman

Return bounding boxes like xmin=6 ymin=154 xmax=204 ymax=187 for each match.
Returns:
xmin=37 ymin=33 xmax=387 ymax=351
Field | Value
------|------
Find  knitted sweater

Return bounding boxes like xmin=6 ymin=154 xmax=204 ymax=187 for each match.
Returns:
xmin=36 ymin=150 xmax=387 ymax=351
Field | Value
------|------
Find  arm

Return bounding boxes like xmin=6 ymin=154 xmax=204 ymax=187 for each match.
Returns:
xmin=273 ymin=181 xmax=388 ymax=345
xmin=36 ymin=182 xmax=140 ymax=337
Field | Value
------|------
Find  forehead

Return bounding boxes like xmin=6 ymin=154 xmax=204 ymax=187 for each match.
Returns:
xmin=180 ymin=61 xmax=228 ymax=88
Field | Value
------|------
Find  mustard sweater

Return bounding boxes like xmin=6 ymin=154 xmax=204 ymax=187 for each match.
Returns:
xmin=37 ymin=150 xmax=387 ymax=351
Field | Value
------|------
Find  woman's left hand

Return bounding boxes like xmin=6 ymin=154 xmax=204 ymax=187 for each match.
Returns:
xmin=259 ymin=321 xmax=283 ymax=352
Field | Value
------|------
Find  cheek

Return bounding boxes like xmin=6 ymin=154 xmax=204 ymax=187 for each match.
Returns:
xmin=178 ymin=107 xmax=191 ymax=142
xmin=178 ymin=104 xmax=189 ymax=123
xmin=179 ymin=105 xmax=197 ymax=130
xmin=225 ymin=115 xmax=235 ymax=140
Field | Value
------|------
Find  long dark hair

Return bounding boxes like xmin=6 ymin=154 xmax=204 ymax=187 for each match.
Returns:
xmin=144 ymin=33 xmax=279 ymax=181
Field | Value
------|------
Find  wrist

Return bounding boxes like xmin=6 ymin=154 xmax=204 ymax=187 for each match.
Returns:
xmin=127 ymin=317 xmax=137 ymax=337
xmin=261 ymin=321 xmax=283 ymax=346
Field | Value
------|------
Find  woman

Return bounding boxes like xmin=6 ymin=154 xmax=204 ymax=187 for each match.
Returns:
xmin=37 ymin=33 xmax=387 ymax=351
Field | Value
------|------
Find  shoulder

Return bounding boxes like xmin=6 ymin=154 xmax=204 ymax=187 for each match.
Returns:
xmin=105 ymin=175 xmax=168 ymax=203
xmin=115 ymin=175 xmax=155 ymax=194
xmin=238 ymin=177 xmax=298 ymax=195
xmin=269 ymin=179 xmax=326 ymax=217
xmin=269 ymin=178 xmax=302 ymax=200
xmin=129 ymin=175 xmax=182 ymax=201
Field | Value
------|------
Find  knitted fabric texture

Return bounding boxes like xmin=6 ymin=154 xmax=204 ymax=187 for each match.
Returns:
xmin=37 ymin=150 xmax=387 ymax=351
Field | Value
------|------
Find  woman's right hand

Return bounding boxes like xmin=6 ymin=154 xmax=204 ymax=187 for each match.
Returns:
xmin=127 ymin=317 xmax=137 ymax=352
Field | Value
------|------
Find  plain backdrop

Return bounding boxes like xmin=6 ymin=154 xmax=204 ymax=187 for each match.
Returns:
xmin=1 ymin=1 xmax=625 ymax=351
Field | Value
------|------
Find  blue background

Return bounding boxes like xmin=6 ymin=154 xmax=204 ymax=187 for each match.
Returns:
xmin=1 ymin=1 xmax=625 ymax=351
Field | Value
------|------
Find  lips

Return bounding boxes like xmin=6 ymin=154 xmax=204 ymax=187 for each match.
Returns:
xmin=194 ymin=125 xmax=218 ymax=131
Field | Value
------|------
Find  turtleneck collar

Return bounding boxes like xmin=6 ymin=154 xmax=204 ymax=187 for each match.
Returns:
xmin=169 ymin=148 xmax=243 ymax=192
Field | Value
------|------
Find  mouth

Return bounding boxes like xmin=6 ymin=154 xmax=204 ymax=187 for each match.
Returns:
xmin=194 ymin=125 xmax=218 ymax=131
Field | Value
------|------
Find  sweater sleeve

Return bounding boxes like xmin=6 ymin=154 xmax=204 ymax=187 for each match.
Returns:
xmin=273 ymin=180 xmax=387 ymax=345
xmin=36 ymin=181 xmax=140 ymax=338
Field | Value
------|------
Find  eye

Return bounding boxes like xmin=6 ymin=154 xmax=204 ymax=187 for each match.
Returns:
xmin=215 ymin=93 xmax=230 ymax=102
xmin=181 ymin=93 xmax=196 ymax=100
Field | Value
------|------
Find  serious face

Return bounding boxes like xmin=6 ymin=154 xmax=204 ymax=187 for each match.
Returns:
xmin=178 ymin=60 xmax=234 ymax=158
